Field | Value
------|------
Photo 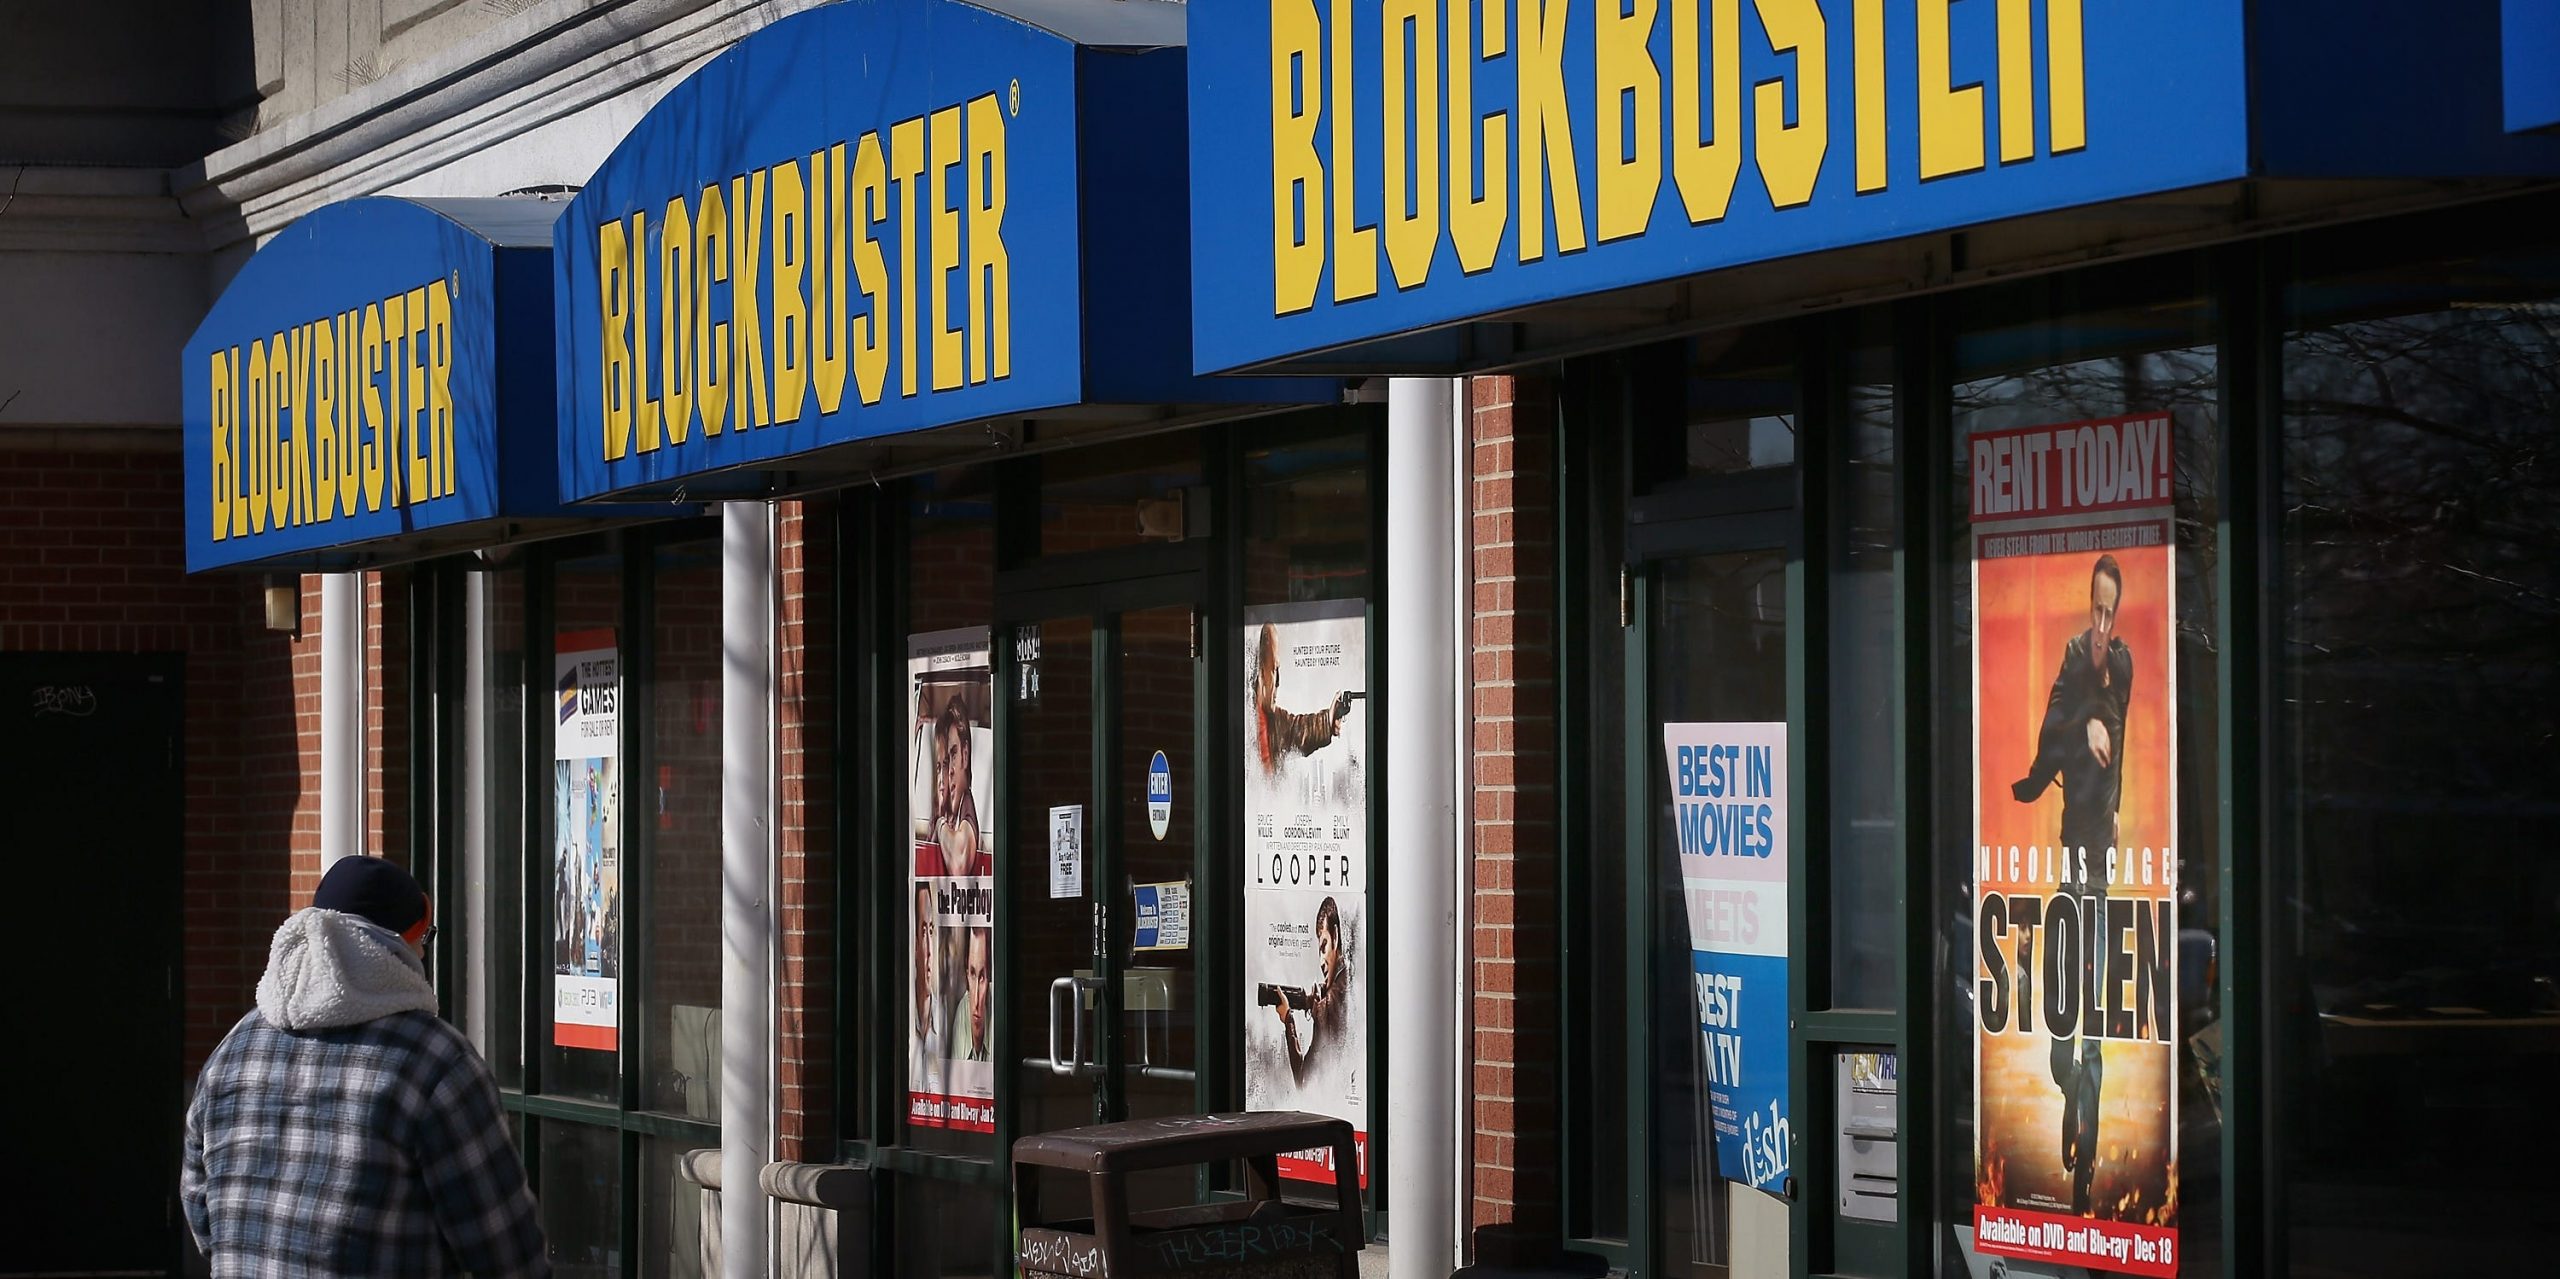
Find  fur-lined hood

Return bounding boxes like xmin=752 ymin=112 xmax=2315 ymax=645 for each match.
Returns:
xmin=254 ymin=907 xmax=439 ymax=1032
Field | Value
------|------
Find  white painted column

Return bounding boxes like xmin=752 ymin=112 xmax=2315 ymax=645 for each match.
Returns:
xmin=721 ymin=501 xmax=776 ymax=1279
xmin=321 ymin=573 xmax=365 ymax=869
xmin=1387 ymin=377 xmax=1463 ymax=1279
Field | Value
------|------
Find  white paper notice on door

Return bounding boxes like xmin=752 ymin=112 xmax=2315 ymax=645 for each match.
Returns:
xmin=1049 ymin=804 xmax=1084 ymax=899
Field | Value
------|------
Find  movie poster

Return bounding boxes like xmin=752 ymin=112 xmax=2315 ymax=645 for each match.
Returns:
xmin=553 ymin=630 xmax=621 ymax=1052
xmin=1970 ymin=414 xmax=2181 ymax=1276
xmin=1658 ymin=721 xmax=1791 ymax=1196
xmin=908 ymin=628 xmax=995 ymax=1132
xmin=1241 ymin=599 xmax=1368 ymax=1187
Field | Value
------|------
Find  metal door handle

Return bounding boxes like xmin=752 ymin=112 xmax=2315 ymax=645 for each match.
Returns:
xmin=1047 ymin=977 xmax=1079 ymax=1078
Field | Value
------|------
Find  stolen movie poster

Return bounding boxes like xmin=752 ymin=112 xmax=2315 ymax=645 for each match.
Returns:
xmin=1242 ymin=600 xmax=1368 ymax=1187
xmin=1970 ymin=414 xmax=2181 ymax=1277
xmin=908 ymin=629 xmax=996 ymax=1133
xmin=553 ymin=630 xmax=621 ymax=1052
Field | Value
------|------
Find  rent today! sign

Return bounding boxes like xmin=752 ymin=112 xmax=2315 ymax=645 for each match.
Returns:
xmin=1186 ymin=0 xmax=2250 ymax=371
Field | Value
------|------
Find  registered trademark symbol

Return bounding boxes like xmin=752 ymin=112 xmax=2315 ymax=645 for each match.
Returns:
xmin=1009 ymin=80 xmax=1020 ymax=116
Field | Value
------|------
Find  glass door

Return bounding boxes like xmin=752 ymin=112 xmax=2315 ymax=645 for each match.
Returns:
xmin=1003 ymin=595 xmax=1205 ymax=1215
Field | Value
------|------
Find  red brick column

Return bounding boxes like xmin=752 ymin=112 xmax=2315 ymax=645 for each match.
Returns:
xmin=1467 ymin=375 xmax=1564 ymax=1264
xmin=776 ymin=497 xmax=839 ymax=1159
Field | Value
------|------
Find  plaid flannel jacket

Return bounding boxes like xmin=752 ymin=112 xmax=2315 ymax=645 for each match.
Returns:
xmin=183 ymin=1008 xmax=548 ymax=1277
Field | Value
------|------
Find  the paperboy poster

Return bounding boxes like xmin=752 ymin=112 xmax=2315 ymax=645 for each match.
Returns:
xmin=553 ymin=630 xmax=621 ymax=1051
xmin=1971 ymin=413 xmax=2181 ymax=1276
xmin=908 ymin=628 xmax=996 ymax=1132
xmin=1659 ymin=721 xmax=1792 ymax=1197
xmin=1242 ymin=599 xmax=1368 ymax=1187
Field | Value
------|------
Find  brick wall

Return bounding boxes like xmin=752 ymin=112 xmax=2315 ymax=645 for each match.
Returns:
xmin=777 ymin=498 xmax=838 ymax=1158
xmin=1466 ymin=376 xmax=1565 ymax=1262
xmin=0 ymin=441 xmax=312 ymax=1071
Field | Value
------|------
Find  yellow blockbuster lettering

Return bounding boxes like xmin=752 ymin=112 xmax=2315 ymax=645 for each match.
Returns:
xmin=429 ymin=281 xmax=454 ymax=499
xmin=268 ymin=329 xmax=292 ymax=530
xmin=2049 ymin=0 xmax=2085 ymax=153
xmin=337 ymin=313 xmax=361 ymax=517
xmin=599 ymin=219 xmax=632 ymax=461
xmin=1516 ymin=0 xmax=1586 ymax=261
xmin=361 ymin=303 xmax=386 ymax=513
xmin=1383 ymin=0 xmax=1443 ymax=288
xmin=405 ymin=287 xmax=430 ymax=503
xmin=812 ymin=144 xmax=852 ymax=412
xmin=626 ymin=216 xmax=661 ymax=454
xmin=695 ymin=182 xmax=732 ymax=436
xmin=930 ymin=105 xmax=965 ymax=393
xmin=313 ymin=316 xmax=338 ymax=521
xmin=733 ymin=170 xmax=772 ymax=429
xmin=771 ymin=158 xmax=811 ymax=423
xmin=662 ymin=196 xmax=696 ymax=445
xmin=1448 ymin=0 xmax=1509 ymax=274
xmin=1596 ymin=0 xmax=1661 ymax=243
xmin=1753 ymin=0 xmax=1827 ymax=209
xmin=246 ymin=339 xmax=269 ymax=535
xmin=966 ymin=96 xmax=1010 ymax=384
xmin=1997 ymin=0 xmax=2031 ymax=164
xmin=853 ymin=133 xmax=891 ymax=406
xmin=288 ymin=324 xmax=314 ymax=527
xmin=892 ymin=117 xmax=926 ymax=399
xmin=1921 ymin=0 xmax=1985 ymax=179
xmin=1271 ymin=0 xmax=1326 ymax=314
xmin=1855 ymin=0 xmax=1885 ymax=192
xmin=1673 ymin=0 xmax=1742 ymax=224
xmin=210 ymin=350 xmax=233 ymax=542
xmin=1330 ymin=0 xmax=1379 ymax=300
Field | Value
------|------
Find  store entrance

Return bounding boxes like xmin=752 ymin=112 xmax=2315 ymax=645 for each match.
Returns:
xmin=1000 ymin=576 xmax=1208 ymax=1220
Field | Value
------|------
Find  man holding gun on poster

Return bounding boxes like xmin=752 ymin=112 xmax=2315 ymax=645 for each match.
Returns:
xmin=2008 ymin=552 xmax=2134 ymax=1214
xmin=1252 ymin=623 xmax=1359 ymax=771
xmin=1261 ymin=896 xmax=1348 ymax=1085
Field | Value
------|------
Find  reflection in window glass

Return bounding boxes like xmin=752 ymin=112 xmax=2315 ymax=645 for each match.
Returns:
xmin=1830 ymin=342 xmax=1899 ymax=1010
xmin=1244 ymin=434 xmax=1371 ymax=607
xmin=640 ymin=1137 xmax=712 ymax=1279
xmin=467 ymin=561 xmax=527 ymax=1088
xmin=539 ymin=1120 xmax=621 ymax=1278
xmin=2276 ymin=248 xmax=2560 ymax=1274
xmin=1039 ymin=437 xmax=1204 ymax=557
xmin=1938 ymin=271 xmax=2225 ymax=1278
xmin=1566 ymin=379 xmax=1629 ymax=1243
xmin=646 ymin=536 xmax=724 ymax=1120
xmin=892 ymin=1178 xmax=997 ymax=1279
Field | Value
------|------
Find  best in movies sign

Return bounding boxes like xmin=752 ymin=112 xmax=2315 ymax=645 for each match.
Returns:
xmin=1186 ymin=0 xmax=2250 ymax=371
xmin=1660 ymin=721 xmax=1790 ymax=1195
xmin=1971 ymin=413 xmax=2180 ymax=1276
xmin=555 ymin=0 xmax=1090 ymax=502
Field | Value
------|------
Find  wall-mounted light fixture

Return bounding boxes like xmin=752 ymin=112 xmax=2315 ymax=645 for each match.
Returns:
xmin=263 ymin=575 xmax=300 ymax=635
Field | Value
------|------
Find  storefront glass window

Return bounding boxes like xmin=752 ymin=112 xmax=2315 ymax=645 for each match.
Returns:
xmin=1651 ymin=547 xmax=1789 ymax=1276
xmin=1644 ymin=326 xmax=1799 ymax=490
xmin=1937 ymin=265 xmax=2225 ymax=1278
xmin=2274 ymin=242 xmax=2560 ymax=1274
xmin=639 ymin=1136 xmax=709 ymax=1279
xmin=644 ymin=535 xmax=724 ymax=1120
xmin=902 ymin=470 xmax=998 ymax=1161
xmin=1565 ymin=372 xmax=1630 ymax=1244
xmin=467 ymin=559 xmax=528 ymax=1088
xmin=539 ymin=1120 xmax=622 ymax=1277
xmin=1244 ymin=435 xmax=1371 ymax=606
xmin=1830 ymin=336 xmax=1900 ymax=1011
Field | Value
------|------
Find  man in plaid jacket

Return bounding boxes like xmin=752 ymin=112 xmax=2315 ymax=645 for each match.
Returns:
xmin=183 ymin=855 xmax=548 ymax=1276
